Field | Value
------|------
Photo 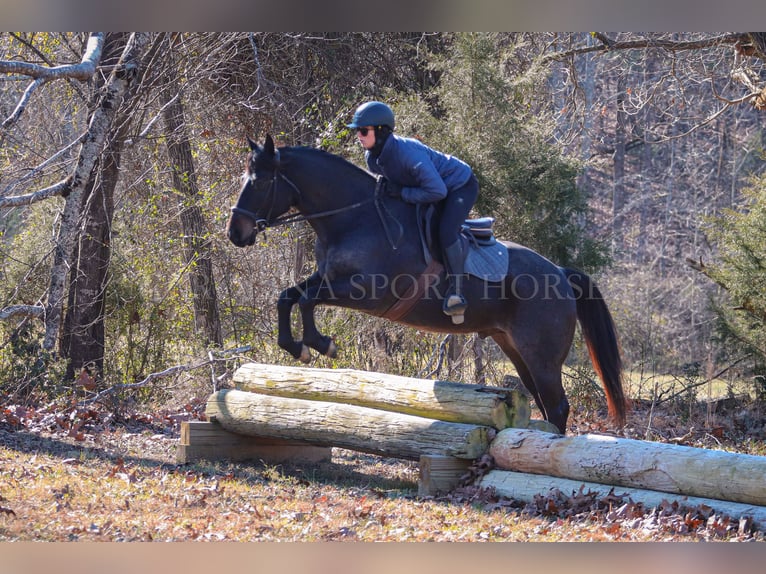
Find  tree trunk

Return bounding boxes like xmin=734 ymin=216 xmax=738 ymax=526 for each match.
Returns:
xmin=160 ymin=36 xmax=222 ymax=347
xmin=489 ymin=428 xmax=766 ymax=506
xmin=472 ymin=334 xmax=486 ymax=385
xmin=43 ymin=32 xmax=152 ymax=352
xmin=61 ymin=34 xmax=131 ymax=379
xmin=612 ymin=72 xmax=627 ymax=251
xmin=61 ymin=156 xmax=113 ymax=379
xmin=232 ymin=362 xmax=531 ymax=429
xmin=206 ymin=389 xmax=492 ymax=460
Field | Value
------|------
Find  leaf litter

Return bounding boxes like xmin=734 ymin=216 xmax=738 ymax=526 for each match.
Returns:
xmin=1 ymin=396 xmax=764 ymax=541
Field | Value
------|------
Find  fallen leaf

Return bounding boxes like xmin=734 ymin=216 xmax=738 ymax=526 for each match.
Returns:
xmin=76 ymin=369 xmax=97 ymax=391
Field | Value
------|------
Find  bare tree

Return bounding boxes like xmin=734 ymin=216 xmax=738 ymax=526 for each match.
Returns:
xmin=0 ymin=33 xmax=153 ymax=357
xmin=60 ymin=33 xmax=132 ymax=379
xmin=159 ymin=34 xmax=222 ymax=347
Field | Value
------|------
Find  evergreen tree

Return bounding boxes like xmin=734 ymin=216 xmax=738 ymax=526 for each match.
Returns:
xmin=705 ymin=176 xmax=766 ymax=395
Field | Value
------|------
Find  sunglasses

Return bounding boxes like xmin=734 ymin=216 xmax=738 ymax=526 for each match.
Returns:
xmin=356 ymin=127 xmax=373 ymax=136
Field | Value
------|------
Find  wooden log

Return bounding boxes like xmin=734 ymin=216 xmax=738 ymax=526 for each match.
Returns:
xmin=206 ymin=389 xmax=492 ymax=460
xmin=232 ymin=362 xmax=529 ymax=430
xmin=176 ymin=420 xmax=331 ymax=465
xmin=490 ymin=428 xmax=766 ymax=506
xmin=478 ymin=469 xmax=766 ymax=530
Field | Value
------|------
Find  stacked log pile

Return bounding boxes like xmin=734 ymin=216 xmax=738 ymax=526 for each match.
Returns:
xmin=191 ymin=363 xmax=766 ymax=527
xmin=205 ymin=363 xmax=531 ymax=460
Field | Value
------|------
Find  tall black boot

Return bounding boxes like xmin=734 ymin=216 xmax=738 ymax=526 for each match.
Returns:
xmin=442 ymin=239 xmax=468 ymax=324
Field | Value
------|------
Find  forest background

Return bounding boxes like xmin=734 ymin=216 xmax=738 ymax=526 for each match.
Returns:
xmin=1 ymin=32 xmax=766 ymax=431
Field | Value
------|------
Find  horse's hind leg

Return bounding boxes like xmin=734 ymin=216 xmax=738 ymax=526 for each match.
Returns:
xmin=492 ymin=333 xmax=570 ymax=434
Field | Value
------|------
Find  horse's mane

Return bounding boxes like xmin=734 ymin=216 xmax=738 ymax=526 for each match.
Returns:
xmin=282 ymin=145 xmax=375 ymax=181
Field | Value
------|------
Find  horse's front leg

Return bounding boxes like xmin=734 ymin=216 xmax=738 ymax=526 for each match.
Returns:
xmin=297 ymin=276 xmax=360 ymax=358
xmin=277 ymin=273 xmax=323 ymax=362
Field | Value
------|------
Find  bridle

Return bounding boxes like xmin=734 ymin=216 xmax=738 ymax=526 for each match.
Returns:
xmin=230 ymin=167 xmax=375 ymax=233
xmin=231 ymin=160 xmax=402 ymax=249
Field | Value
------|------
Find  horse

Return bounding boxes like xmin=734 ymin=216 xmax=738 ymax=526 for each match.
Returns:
xmin=226 ymin=134 xmax=627 ymax=434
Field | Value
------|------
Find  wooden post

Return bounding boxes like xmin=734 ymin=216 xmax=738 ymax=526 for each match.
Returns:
xmin=490 ymin=428 xmax=766 ymax=506
xmin=418 ymin=455 xmax=473 ymax=497
xmin=177 ymin=420 xmax=331 ymax=465
xmin=206 ymin=389 xmax=492 ymax=460
xmin=232 ymin=362 xmax=530 ymax=429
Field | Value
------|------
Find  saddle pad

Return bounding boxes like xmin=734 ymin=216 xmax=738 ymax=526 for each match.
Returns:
xmin=464 ymin=239 xmax=508 ymax=282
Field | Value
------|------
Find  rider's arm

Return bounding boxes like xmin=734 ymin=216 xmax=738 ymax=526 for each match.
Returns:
xmin=400 ymin=152 xmax=447 ymax=204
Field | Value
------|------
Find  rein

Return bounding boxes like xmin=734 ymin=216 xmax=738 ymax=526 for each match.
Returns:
xmin=232 ymin=170 xmax=402 ymax=249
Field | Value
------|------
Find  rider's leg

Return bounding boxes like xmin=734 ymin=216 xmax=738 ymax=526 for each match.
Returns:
xmin=440 ymin=175 xmax=479 ymax=321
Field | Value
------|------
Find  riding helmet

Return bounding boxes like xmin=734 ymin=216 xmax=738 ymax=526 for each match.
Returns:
xmin=347 ymin=101 xmax=395 ymax=130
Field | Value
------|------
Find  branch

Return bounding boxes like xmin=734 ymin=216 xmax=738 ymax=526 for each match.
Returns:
xmin=686 ymin=257 xmax=766 ymax=324
xmin=1 ymin=33 xmax=104 ymax=129
xmin=540 ymin=33 xmax=748 ymax=65
xmin=0 ymin=178 xmax=71 ymax=208
xmin=0 ymin=33 xmax=104 ymax=80
xmin=655 ymin=354 xmax=753 ymax=406
xmin=421 ymin=334 xmax=452 ymax=379
xmin=0 ymin=305 xmax=44 ymax=320
xmin=0 ymin=131 xmax=86 ymax=198
xmin=1 ymin=77 xmax=46 ymax=129
xmin=77 ymin=346 xmax=255 ymax=406
xmin=78 ymin=362 xmax=212 ymax=406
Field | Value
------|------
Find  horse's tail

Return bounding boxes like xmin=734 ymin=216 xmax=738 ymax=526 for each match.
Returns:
xmin=564 ymin=268 xmax=628 ymax=427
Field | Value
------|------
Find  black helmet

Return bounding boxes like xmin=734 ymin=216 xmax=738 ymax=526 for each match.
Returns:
xmin=347 ymin=101 xmax=395 ymax=130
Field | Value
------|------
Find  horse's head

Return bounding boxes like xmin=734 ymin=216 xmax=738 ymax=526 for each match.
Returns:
xmin=227 ymin=134 xmax=297 ymax=247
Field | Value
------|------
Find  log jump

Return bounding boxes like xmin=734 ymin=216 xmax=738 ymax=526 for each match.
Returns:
xmin=206 ymin=388 xmax=492 ymax=460
xmin=177 ymin=362 xmax=766 ymax=527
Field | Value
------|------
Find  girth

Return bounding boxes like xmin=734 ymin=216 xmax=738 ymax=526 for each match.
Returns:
xmin=379 ymin=260 xmax=444 ymax=322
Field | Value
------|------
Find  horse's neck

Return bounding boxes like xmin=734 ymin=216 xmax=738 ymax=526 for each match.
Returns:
xmin=288 ymin=152 xmax=376 ymax=226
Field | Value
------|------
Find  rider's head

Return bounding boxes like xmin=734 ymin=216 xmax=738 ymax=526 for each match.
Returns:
xmin=348 ymin=101 xmax=394 ymax=152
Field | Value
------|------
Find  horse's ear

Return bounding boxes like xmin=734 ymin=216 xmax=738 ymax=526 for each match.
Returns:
xmin=264 ymin=134 xmax=276 ymax=157
xmin=247 ymin=136 xmax=258 ymax=151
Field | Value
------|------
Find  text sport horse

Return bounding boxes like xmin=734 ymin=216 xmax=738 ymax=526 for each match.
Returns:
xmin=227 ymin=135 xmax=627 ymax=433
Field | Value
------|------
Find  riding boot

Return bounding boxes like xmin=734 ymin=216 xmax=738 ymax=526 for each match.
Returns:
xmin=442 ymin=239 xmax=468 ymax=324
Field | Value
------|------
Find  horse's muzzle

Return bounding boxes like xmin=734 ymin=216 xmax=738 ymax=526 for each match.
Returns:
xmin=227 ymin=220 xmax=257 ymax=247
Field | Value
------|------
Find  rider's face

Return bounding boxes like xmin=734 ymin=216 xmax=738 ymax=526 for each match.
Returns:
xmin=356 ymin=126 xmax=376 ymax=150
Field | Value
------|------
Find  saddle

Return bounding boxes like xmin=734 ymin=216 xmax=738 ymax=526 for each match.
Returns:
xmin=417 ymin=207 xmax=509 ymax=282
xmin=380 ymin=211 xmax=508 ymax=322
xmin=462 ymin=217 xmax=496 ymax=242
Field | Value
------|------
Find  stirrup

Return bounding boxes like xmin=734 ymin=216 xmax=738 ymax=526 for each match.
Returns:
xmin=443 ymin=294 xmax=467 ymax=325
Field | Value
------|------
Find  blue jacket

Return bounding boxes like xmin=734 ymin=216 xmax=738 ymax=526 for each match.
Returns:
xmin=365 ymin=134 xmax=473 ymax=204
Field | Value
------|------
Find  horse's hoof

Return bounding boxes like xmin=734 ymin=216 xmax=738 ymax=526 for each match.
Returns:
xmin=326 ymin=340 xmax=338 ymax=358
xmin=299 ymin=344 xmax=311 ymax=363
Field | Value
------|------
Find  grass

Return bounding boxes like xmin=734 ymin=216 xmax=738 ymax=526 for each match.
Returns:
xmin=1 ymin=415 xmax=764 ymax=542
xmin=0 ymin=435 xmax=555 ymax=542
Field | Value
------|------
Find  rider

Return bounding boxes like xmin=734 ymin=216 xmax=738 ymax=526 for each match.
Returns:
xmin=347 ymin=100 xmax=479 ymax=321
